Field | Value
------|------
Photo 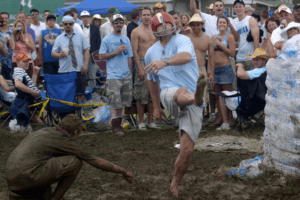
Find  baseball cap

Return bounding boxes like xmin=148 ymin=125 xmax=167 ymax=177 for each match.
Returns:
xmin=80 ymin=10 xmax=90 ymax=17
xmin=113 ymin=14 xmax=124 ymax=21
xmin=62 ymin=16 xmax=75 ymax=23
xmin=233 ymin=0 xmax=245 ymax=6
xmin=17 ymin=54 xmax=31 ymax=62
xmin=46 ymin=15 xmax=56 ymax=21
xmin=278 ymin=5 xmax=292 ymax=14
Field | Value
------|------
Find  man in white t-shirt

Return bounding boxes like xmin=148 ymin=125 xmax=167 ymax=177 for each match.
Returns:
xmin=233 ymin=0 xmax=259 ymax=71
xmin=270 ymin=5 xmax=293 ymax=55
xmin=30 ymin=9 xmax=46 ymax=50
xmin=100 ymin=7 xmax=127 ymax=40
xmin=190 ymin=0 xmax=239 ymax=41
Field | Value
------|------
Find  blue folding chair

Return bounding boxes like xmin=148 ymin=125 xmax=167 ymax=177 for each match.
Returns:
xmin=43 ymin=72 xmax=81 ymax=126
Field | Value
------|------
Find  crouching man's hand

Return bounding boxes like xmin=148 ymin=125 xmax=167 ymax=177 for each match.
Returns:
xmin=123 ymin=170 xmax=134 ymax=183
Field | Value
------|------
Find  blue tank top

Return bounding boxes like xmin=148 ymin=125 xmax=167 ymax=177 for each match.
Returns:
xmin=214 ymin=31 xmax=228 ymax=52
xmin=42 ymin=28 xmax=61 ymax=62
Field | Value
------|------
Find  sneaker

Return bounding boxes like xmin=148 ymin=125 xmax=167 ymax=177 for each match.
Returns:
xmin=207 ymin=113 xmax=216 ymax=123
xmin=138 ymin=122 xmax=147 ymax=130
xmin=216 ymin=123 xmax=231 ymax=131
xmin=147 ymin=122 xmax=158 ymax=129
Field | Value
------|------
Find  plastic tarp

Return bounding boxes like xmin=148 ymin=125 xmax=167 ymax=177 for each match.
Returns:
xmin=44 ymin=72 xmax=77 ymax=112
xmin=56 ymin=0 xmax=139 ymax=16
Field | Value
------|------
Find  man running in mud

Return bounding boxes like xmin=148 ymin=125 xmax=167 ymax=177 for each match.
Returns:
xmin=145 ymin=12 xmax=206 ymax=197
xmin=5 ymin=114 xmax=134 ymax=200
xmin=131 ymin=6 xmax=158 ymax=130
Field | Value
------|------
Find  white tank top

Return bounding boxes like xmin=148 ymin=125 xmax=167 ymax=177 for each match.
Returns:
xmin=236 ymin=16 xmax=254 ymax=62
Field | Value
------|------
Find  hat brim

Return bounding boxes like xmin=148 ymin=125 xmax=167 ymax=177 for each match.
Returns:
xmin=247 ymin=54 xmax=269 ymax=60
xmin=90 ymin=17 xmax=107 ymax=24
xmin=280 ymin=23 xmax=300 ymax=40
xmin=187 ymin=19 xmax=205 ymax=26
xmin=152 ymin=5 xmax=167 ymax=11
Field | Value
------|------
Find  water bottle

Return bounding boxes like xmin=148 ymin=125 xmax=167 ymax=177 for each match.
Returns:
xmin=120 ymin=39 xmax=128 ymax=55
xmin=40 ymin=66 xmax=44 ymax=77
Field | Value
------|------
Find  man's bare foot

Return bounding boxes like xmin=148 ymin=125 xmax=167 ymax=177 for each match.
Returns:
xmin=170 ymin=184 xmax=178 ymax=198
xmin=195 ymin=75 xmax=206 ymax=106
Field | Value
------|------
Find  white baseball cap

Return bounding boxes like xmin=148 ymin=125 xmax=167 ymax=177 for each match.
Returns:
xmin=80 ymin=10 xmax=90 ymax=17
xmin=113 ymin=14 xmax=124 ymax=21
xmin=278 ymin=6 xmax=292 ymax=14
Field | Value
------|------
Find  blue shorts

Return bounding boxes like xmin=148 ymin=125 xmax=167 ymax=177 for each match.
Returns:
xmin=214 ymin=64 xmax=234 ymax=84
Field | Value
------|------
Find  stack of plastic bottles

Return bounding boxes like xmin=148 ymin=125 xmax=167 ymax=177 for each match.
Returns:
xmin=262 ymin=34 xmax=300 ymax=176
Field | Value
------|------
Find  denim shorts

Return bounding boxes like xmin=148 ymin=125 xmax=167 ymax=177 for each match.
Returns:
xmin=214 ymin=64 xmax=234 ymax=84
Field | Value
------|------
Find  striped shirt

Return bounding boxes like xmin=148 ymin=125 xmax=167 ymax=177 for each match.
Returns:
xmin=13 ymin=68 xmax=39 ymax=92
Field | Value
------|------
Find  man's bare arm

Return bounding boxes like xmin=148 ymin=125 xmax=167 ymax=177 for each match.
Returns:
xmin=249 ymin=17 xmax=259 ymax=49
xmin=128 ymin=57 xmax=132 ymax=73
xmin=131 ymin=30 xmax=143 ymax=71
xmin=228 ymin=20 xmax=239 ymax=42
xmin=274 ymin=41 xmax=284 ymax=50
xmin=15 ymin=80 xmax=40 ymax=97
xmin=208 ymin=38 xmax=215 ymax=77
xmin=236 ymin=63 xmax=250 ymax=80
xmin=190 ymin=0 xmax=201 ymax=15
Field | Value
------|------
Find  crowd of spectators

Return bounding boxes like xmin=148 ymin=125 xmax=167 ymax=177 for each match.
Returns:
xmin=0 ymin=0 xmax=297 ymax=131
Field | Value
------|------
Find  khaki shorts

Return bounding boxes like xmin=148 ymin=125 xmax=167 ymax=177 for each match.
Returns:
xmin=160 ymin=87 xmax=203 ymax=144
xmin=198 ymin=66 xmax=209 ymax=106
xmin=133 ymin=60 xmax=151 ymax=104
xmin=107 ymin=73 xmax=133 ymax=109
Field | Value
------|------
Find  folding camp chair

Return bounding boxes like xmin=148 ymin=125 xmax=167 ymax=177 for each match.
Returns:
xmin=216 ymin=71 xmax=267 ymax=132
xmin=42 ymin=72 xmax=82 ymax=126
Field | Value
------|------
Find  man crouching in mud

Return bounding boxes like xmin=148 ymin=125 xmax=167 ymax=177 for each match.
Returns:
xmin=5 ymin=114 xmax=134 ymax=200
xmin=145 ymin=12 xmax=206 ymax=197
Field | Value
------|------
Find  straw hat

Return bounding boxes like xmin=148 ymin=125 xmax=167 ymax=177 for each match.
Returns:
xmin=280 ymin=21 xmax=300 ymax=40
xmin=247 ymin=48 xmax=270 ymax=60
xmin=206 ymin=4 xmax=214 ymax=10
xmin=153 ymin=2 xmax=167 ymax=12
xmin=90 ymin=14 xmax=107 ymax=24
xmin=186 ymin=14 xmax=205 ymax=26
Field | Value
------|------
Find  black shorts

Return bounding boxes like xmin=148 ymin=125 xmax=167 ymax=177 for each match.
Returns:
xmin=76 ymin=72 xmax=87 ymax=95
xmin=44 ymin=62 xmax=59 ymax=75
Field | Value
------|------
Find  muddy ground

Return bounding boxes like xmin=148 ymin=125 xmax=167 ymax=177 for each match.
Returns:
xmin=1 ymin=121 xmax=300 ymax=200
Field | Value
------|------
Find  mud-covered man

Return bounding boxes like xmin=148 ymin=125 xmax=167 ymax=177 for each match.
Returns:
xmin=5 ymin=114 xmax=134 ymax=200
xmin=145 ymin=12 xmax=206 ymax=197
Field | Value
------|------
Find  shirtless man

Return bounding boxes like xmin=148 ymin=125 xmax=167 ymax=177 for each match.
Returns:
xmin=187 ymin=14 xmax=215 ymax=113
xmin=131 ymin=7 xmax=158 ymax=129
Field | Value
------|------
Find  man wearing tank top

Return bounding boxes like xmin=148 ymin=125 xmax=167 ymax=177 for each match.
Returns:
xmin=233 ymin=0 xmax=259 ymax=71
xmin=271 ymin=5 xmax=293 ymax=56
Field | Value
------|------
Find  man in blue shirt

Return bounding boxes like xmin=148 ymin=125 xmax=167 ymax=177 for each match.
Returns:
xmin=235 ymin=48 xmax=267 ymax=80
xmin=52 ymin=16 xmax=90 ymax=102
xmin=99 ymin=14 xmax=133 ymax=136
xmin=145 ymin=12 xmax=206 ymax=197
xmin=38 ymin=15 xmax=61 ymax=74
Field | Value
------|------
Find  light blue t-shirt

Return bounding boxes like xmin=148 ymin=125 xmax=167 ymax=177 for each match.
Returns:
xmin=247 ymin=66 xmax=266 ymax=80
xmin=99 ymin=33 xmax=133 ymax=80
xmin=145 ymin=34 xmax=199 ymax=94
xmin=52 ymin=31 xmax=90 ymax=73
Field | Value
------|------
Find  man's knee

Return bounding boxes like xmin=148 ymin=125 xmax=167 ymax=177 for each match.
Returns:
xmin=173 ymin=87 xmax=188 ymax=103
xmin=179 ymin=131 xmax=194 ymax=157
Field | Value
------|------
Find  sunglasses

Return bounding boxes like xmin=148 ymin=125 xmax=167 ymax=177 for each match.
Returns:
xmin=32 ymin=13 xmax=39 ymax=16
xmin=17 ymin=55 xmax=30 ymax=62
xmin=64 ymin=23 xmax=74 ymax=26
xmin=114 ymin=21 xmax=124 ymax=24
xmin=295 ymin=8 xmax=300 ymax=12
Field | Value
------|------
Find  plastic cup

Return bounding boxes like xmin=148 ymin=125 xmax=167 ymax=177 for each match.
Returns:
xmin=62 ymin=47 xmax=69 ymax=55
